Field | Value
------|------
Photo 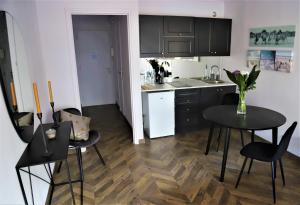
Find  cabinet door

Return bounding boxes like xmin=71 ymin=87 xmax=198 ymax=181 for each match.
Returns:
xmin=139 ymin=15 xmax=164 ymax=57
xmin=210 ymin=19 xmax=232 ymax=56
xmin=218 ymin=85 xmax=236 ymax=100
xmin=200 ymin=87 xmax=221 ymax=107
xmin=195 ymin=18 xmax=211 ymax=56
xmin=163 ymin=16 xmax=194 ymax=37
xmin=163 ymin=37 xmax=194 ymax=57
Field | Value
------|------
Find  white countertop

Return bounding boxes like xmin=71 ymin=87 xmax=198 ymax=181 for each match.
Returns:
xmin=141 ymin=78 xmax=236 ymax=92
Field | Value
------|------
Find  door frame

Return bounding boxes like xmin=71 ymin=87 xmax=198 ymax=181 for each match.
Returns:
xmin=65 ymin=7 xmax=144 ymax=144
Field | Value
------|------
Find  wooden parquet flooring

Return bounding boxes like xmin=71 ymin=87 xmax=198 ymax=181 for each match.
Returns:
xmin=51 ymin=105 xmax=300 ymax=205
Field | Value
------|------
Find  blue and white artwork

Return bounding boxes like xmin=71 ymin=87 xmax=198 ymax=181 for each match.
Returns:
xmin=249 ymin=25 xmax=296 ymax=48
xmin=275 ymin=51 xmax=293 ymax=73
xmin=247 ymin=50 xmax=261 ymax=69
xmin=260 ymin=50 xmax=275 ymax=70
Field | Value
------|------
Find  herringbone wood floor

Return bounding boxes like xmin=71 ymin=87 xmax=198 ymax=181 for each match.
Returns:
xmin=51 ymin=105 xmax=300 ymax=205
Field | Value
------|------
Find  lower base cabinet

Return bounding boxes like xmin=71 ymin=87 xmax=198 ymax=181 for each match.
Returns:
xmin=175 ymin=86 xmax=236 ymax=133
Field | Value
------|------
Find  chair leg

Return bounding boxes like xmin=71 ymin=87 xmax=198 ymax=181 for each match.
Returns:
xmin=248 ymin=159 xmax=253 ymax=174
xmin=271 ymin=161 xmax=276 ymax=203
xmin=240 ymin=130 xmax=245 ymax=147
xmin=56 ymin=161 xmax=63 ymax=173
xmin=279 ymin=159 xmax=285 ymax=186
xmin=216 ymin=127 xmax=222 ymax=152
xmin=235 ymin=157 xmax=248 ymax=188
xmin=93 ymin=145 xmax=106 ymax=165
xmin=205 ymin=124 xmax=215 ymax=155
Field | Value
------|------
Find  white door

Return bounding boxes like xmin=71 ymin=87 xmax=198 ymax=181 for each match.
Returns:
xmin=76 ymin=30 xmax=116 ymax=106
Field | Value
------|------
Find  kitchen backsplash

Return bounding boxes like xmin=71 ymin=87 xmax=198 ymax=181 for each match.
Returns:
xmin=140 ymin=57 xmax=222 ymax=84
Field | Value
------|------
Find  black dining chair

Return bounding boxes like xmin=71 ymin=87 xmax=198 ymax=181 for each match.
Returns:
xmin=235 ymin=122 xmax=297 ymax=203
xmin=55 ymin=108 xmax=106 ymax=172
xmin=216 ymin=93 xmax=245 ymax=151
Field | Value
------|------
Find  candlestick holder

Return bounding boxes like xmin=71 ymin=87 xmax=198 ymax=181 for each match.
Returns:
xmin=12 ymin=105 xmax=18 ymax=113
xmin=50 ymin=102 xmax=59 ymax=129
xmin=37 ymin=113 xmax=52 ymax=157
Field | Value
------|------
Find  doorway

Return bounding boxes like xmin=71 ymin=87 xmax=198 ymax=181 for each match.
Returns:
xmin=72 ymin=15 xmax=132 ymax=124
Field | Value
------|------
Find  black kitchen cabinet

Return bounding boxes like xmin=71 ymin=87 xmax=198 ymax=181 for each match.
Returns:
xmin=163 ymin=37 xmax=194 ymax=57
xmin=194 ymin=18 xmax=211 ymax=56
xmin=195 ymin=18 xmax=232 ymax=56
xmin=139 ymin=15 xmax=195 ymax=57
xmin=139 ymin=15 xmax=231 ymax=57
xmin=175 ymin=89 xmax=201 ymax=132
xmin=175 ymin=85 xmax=236 ymax=133
xmin=163 ymin=16 xmax=194 ymax=37
xmin=139 ymin=15 xmax=164 ymax=57
xmin=210 ymin=19 xmax=232 ymax=56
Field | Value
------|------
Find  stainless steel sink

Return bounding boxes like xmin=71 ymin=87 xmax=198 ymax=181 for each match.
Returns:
xmin=201 ymin=79 xmax=225 ymax=84
xmin=190 ymin=77 xmax=225 ymax=84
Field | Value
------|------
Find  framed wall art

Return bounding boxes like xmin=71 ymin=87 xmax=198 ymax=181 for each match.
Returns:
xmin=249 ymin=25 xmax=296 ymax=48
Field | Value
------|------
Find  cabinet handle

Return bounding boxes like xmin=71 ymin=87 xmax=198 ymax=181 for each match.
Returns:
xmin=214 ymin=51 xmax=217 ymax=54
xmin=220 ymin=88 xmax=223 ymax=92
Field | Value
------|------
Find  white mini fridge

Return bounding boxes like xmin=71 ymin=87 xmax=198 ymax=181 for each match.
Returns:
xmin=142 ymin=91 xmax=175 ymax=138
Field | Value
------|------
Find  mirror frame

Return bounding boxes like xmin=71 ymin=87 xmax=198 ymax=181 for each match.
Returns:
xmin=0 ymin=10 xmax=33 ymax=143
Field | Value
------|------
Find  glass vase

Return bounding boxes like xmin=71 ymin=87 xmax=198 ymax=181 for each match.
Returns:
xmin=237 ymin=90 xmax=246 ymax=115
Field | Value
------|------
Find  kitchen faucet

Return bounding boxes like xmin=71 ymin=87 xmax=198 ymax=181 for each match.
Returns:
xmin=210 ymin=65 xmax=221 ymax=80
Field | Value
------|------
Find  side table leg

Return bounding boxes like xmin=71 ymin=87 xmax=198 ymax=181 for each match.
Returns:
xmin=16 ymin=168 xmax=28 ymax=205
xmin=205 ymin=123 xmax=215 ymax=155
xmin=47 ymin=163 xmax=55 ymax=205
xmin=28 ymin=167 xmax=35 ymax=205
xmin=220 ymin=128 xmax=231 ymax=182
xmin=65 ymin=159 xmax=76 ymax=205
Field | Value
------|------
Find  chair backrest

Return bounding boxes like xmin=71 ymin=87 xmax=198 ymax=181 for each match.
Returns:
xmin=222 ymin=92 xmax=239 ymax=105
xmin=63 ymin=108 xmax=82 ymax=116
xmin=54 ymin=108 xmax=82 ymax=122
xmin=273 ymin=122 xmax=297 ymax=160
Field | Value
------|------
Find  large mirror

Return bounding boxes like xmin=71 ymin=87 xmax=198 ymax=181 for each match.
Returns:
xmin=0 ymin=11 xmax=34 ymax=142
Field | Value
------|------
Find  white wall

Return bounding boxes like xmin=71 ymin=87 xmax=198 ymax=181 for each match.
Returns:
xmin=35 ymin=0 xmax=143 ymax=143
xmin=223 ymin=1 xmax=300 ymax=156
xmin=0 ymin=1 xmax=50 ymax=204
xmin=139 ymin=0 xmax=224 ymax=18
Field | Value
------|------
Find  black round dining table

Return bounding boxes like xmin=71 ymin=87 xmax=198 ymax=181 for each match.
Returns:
xmin=202 ymin=105 xmax=286 ymax=182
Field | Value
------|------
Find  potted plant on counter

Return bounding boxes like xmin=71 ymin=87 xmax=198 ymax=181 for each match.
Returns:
xmin=224 ymin=65 xmax=260 ymax=115
xmin=148 ymin=59 xmax=170 ymax=84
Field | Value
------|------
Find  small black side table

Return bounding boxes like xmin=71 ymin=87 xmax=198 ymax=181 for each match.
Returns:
xmin=203 ymin=105 xmax=286 ymax=182
xmin=15 ymin=121 xmax=78 ymax=205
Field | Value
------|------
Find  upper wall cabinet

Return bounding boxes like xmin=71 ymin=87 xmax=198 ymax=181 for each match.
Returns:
xmin=195 ymin=18 xmax=232 ymax=56
xmin=139 ymin=15 xmax=232 ymax=57
xmin=139 ymin=15 xmax=164 ymax=57
xmin=210 ymin=19 xmax=232 ymax=56
xmin=163 ymin=16 xmax=194 ymax=37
